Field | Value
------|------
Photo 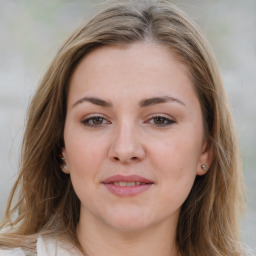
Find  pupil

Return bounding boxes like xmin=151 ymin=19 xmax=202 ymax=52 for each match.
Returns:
xmin=94 ymin=117 xmax=103 ymax=124
xmin=155 ymin=117 xmax=164 ymax=124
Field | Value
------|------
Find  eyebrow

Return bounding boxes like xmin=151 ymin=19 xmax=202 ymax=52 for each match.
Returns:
xmin=72 ymin=96 xmax=113 ymax=108
xmin=72 ymin=96 xmax=185 ymax=108
xmin=139 ymin=96 xmax=186 ymax=107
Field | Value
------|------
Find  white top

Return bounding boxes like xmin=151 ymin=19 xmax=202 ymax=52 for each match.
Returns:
xmin=1 ymin=237 xmax=255 ymax=256
xmin=0 ymin=236 xmax=83 ymax=256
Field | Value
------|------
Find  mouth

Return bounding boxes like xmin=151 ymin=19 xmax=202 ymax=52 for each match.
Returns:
xmin=102 ymin=175 xmax=154 ymax=197
xmin=108 ymin=181 xmax=150 ymax=186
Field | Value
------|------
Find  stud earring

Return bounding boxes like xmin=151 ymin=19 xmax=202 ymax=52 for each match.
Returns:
xmin=201 ymin=164 xmax=207 ymax=171
xmin=59 ymin=152 xmax=68 ymax=170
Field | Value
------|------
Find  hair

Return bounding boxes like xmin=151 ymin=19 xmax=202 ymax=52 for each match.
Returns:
xmin=0 ymin=0 xmax=246 ymax=255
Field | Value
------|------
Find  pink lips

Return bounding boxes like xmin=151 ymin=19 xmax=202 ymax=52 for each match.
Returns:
xmin=102 ymin=175 xmax=154 ymax=197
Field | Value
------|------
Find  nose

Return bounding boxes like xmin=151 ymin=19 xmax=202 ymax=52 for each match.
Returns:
xmin=108 ymin=121 xmax=146 ymax=164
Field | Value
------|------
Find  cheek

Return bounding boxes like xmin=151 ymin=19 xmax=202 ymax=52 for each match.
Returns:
xmin=150 ymin=132 xmax=200 ymax=196
xmin=152 ymin=134 xmax=200 ymax=172
xmin=65 ymin=138 xmax=104 ymax=202
xmin=64 ymin=130 xmax=108 ymax=181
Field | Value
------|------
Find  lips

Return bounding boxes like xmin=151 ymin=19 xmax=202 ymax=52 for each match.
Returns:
xmin=102 ymin=175 xmax=154 ymax=197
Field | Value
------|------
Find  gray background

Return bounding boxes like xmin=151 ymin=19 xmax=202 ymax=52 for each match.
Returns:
xmin=0 ymin=0 xmax=255 ymax=250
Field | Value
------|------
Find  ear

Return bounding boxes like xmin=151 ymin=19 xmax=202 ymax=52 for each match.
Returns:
xmin=196 ymin=137 xmax=213 ymax=176
xmin=60 ymin=147 xmax=70 ymax=174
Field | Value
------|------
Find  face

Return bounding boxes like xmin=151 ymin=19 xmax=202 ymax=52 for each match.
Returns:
xmin=63 ymin=42 xmax=212 ymax=232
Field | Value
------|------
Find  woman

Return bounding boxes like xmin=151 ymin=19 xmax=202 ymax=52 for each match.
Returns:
xmin=0 ymin=0 xmax=249 ymax=255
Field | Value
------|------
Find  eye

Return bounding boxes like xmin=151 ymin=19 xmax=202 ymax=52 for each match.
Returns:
xmin=81 ymin=115 xmax=110 ymax=127
xmin=146 ymin=115 xmax=176 ymax=127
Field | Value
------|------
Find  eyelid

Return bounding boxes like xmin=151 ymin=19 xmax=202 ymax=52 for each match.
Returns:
xmin=81 ymin=113 xmax=111 ymax=127
xmin=146 ymin=113 xmax=176 ymax=121
xmin=144 ymin=113 xmax=176 ymax=126
xmin=82 ymin=113 xmax=107 ymax=119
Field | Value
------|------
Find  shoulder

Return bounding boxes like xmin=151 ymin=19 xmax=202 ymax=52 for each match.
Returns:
xmin=243 ymin=245 xmax=256 ymax=256
xmin=245 ymin=249 xmax=256 ymax=256
xmin=37 ymin=235 xmax=83 ymax=256
xmin=0 ymin=248 xmax=25 ymax=256
xmin=0 ymin=235 xmax=82 ymax=256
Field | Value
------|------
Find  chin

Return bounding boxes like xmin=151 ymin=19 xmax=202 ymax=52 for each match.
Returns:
xmin=102 ymin=209 xmax=155 ymax=232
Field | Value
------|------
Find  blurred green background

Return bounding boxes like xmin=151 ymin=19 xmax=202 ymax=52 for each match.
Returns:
xmin=0 ymin=0 xmax=255 ymax=249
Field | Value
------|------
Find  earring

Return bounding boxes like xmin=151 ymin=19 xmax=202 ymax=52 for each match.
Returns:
xmin=59 ymin=152 xmax=68 ymax=170
xmin=201 ymin=164 xmax=207 ymax=171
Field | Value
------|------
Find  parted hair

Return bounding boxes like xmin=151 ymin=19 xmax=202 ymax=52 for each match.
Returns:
xmin=0 ymin=0 xmax=246 ymax=255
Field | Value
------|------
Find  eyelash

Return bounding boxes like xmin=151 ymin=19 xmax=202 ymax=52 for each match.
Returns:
xmin=81 ymin=114 xmax=176 ymax=128
xmin=81 ymin=115 xmax=110 ymax=127
xmin=146 ymin=115 xmax=176 ymax=127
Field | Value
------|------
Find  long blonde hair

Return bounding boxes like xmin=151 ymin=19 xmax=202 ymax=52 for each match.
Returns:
xmin=0 ymin=0 xmax=246 ymax=255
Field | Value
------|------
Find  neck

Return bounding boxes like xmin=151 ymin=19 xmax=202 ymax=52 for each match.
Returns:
xmin=76 ymin=212 xmax=180 ymax=256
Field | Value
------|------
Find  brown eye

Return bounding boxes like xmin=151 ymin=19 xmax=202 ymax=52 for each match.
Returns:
xmin=147 ymin=116 xmax=176 ymax=127
xmin=153 ymin=117 xmax=167 ymax=125
xmin=82 ymin=116 xmax=109 ymax=127
xmin=92 ymin=117 xmax=104 ymax=125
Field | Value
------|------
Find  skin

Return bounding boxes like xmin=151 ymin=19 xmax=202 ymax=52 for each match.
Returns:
xmin=63 ymin=42 xmax=212 ymax=256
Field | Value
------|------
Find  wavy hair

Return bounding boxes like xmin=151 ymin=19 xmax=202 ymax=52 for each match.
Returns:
xmin=0 ymin=1 xmax=245 ymax=255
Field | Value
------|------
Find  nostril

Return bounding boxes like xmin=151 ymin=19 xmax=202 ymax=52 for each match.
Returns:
xmin=112 ymin=156 xmax=138 ymax=162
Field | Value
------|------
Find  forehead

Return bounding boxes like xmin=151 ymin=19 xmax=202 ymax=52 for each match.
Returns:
xmin=67 ymin=42 xmax=196 ymax=107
